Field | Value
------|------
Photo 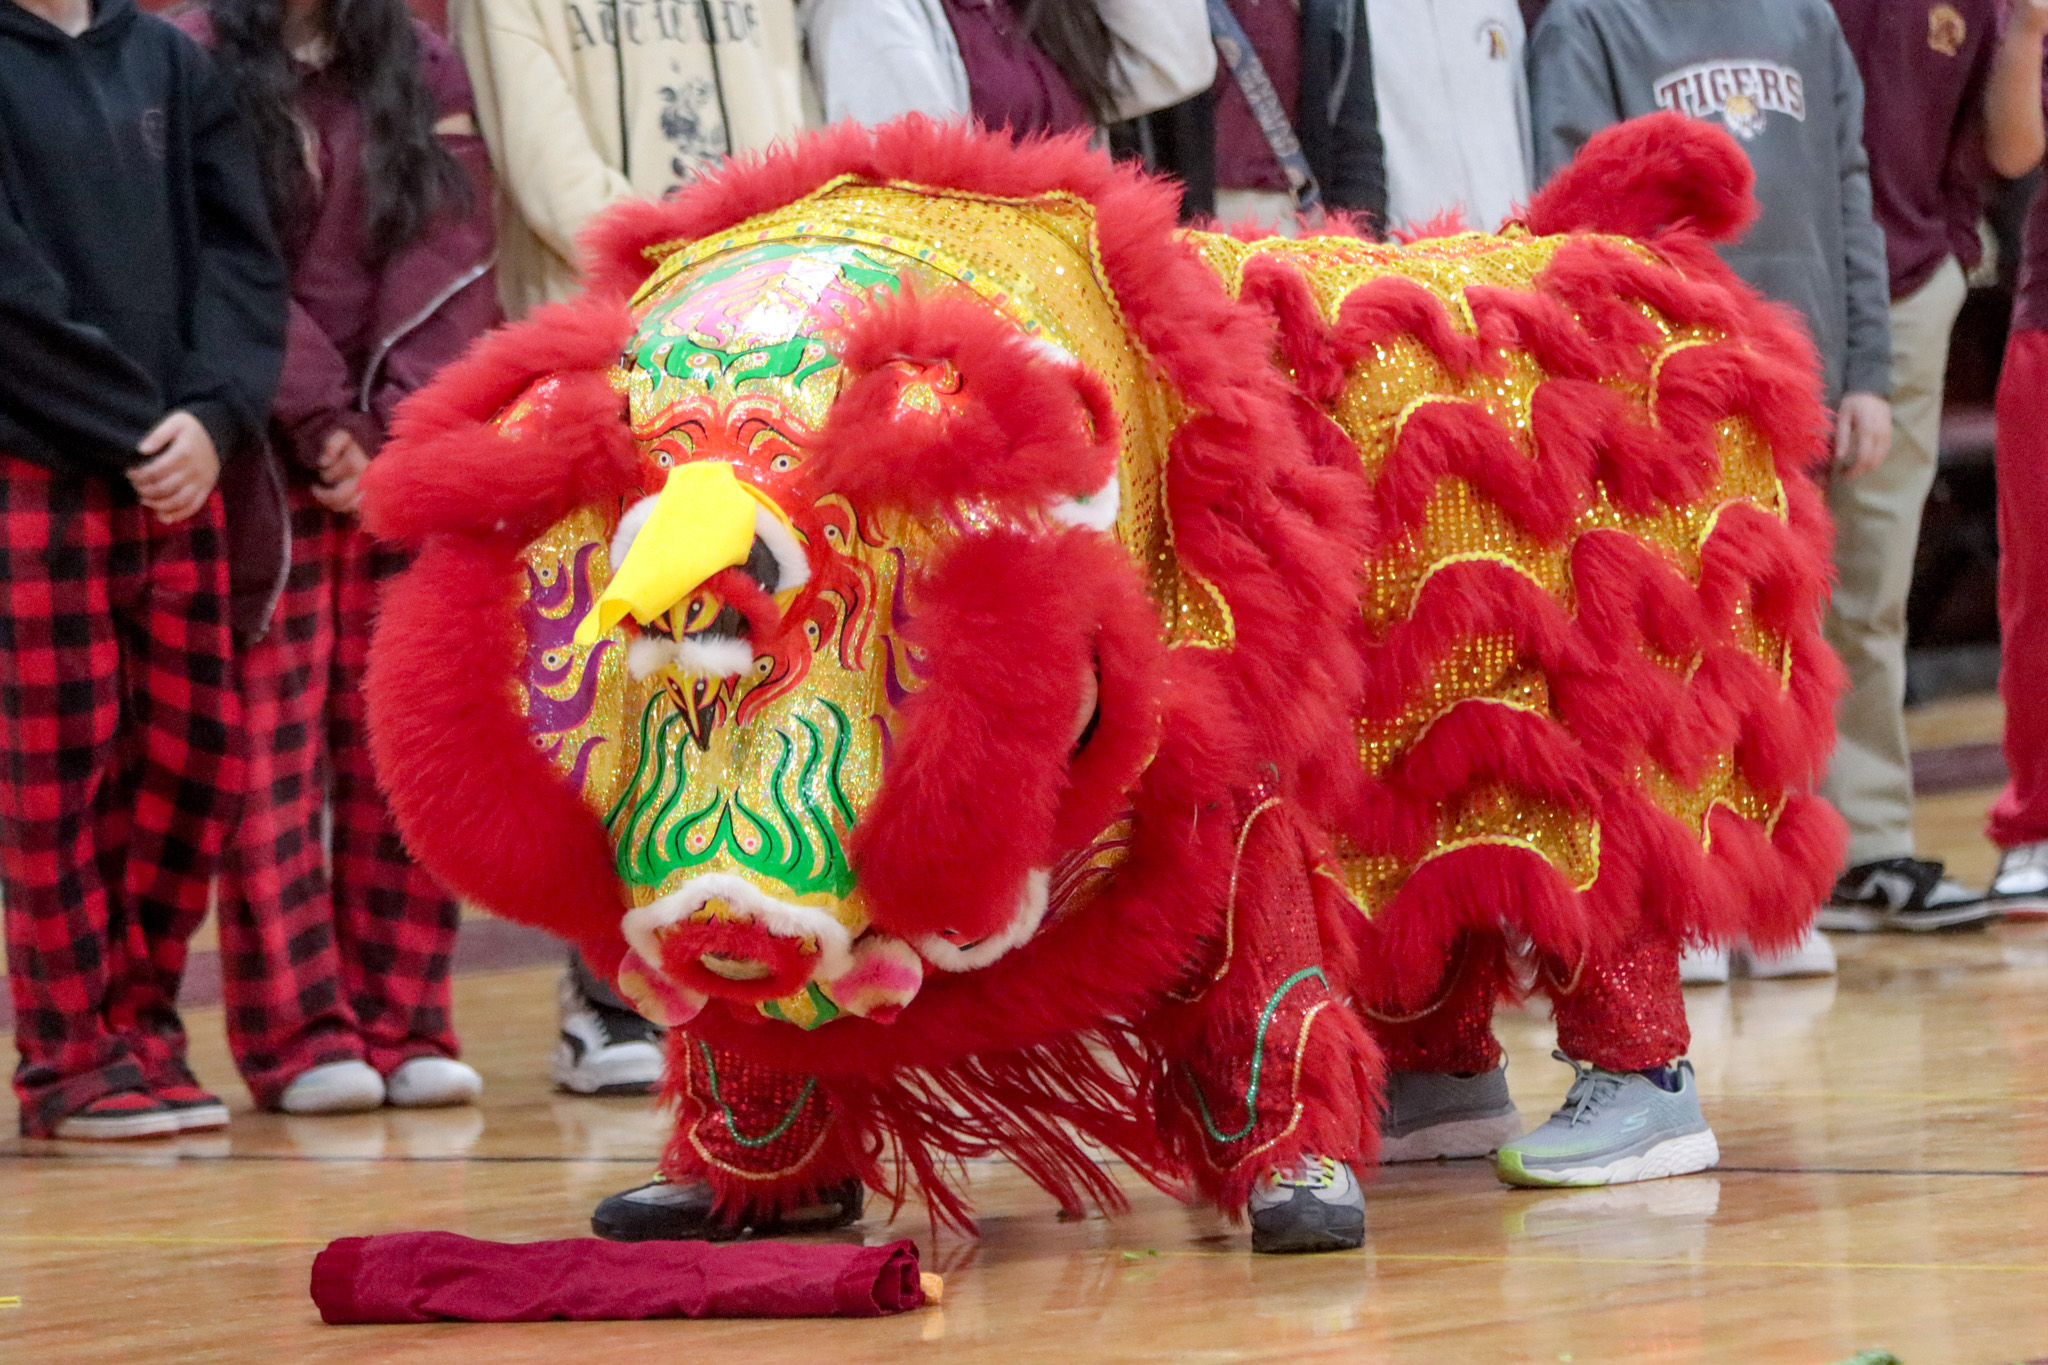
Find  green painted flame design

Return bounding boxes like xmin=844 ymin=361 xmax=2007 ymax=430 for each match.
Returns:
xmin=606 ymin=692 xmax=861 ymax=896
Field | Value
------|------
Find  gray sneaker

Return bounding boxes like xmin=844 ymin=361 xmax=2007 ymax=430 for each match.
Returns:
xmin=1247 ymin=1156 xmax=1366 ymax=1253
xmin=1378 ymin=1065 xmax=1524 ymax=1162
xmin=1495 ymin=1052 xmax=1719 ymax=1188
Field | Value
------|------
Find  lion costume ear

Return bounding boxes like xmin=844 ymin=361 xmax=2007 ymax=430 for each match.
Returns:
xmin=803 ymin=284 xmax=1121 ymax=520
xmin=363 ymin=294 xmax=644 ymax=551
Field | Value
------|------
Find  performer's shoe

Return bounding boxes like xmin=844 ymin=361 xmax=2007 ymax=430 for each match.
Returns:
xmin=1247 ymin=1156 xmax=1365 ymax=1253
xmin=1815 ymin=857 xmax=1997 ymax=933
xmin=279 ymin=1060 xmax=386 ymax=1115
xmin=1378 ymin=1066 xmax=1523 ymax=1162
xmin=1495 ymin=1053 xmax=1718 ymax=1189
xmin=590 ymin=1174 xmax=865 ymax=1242
xmin=554 ymin=970 xmax=666 ymax=1097
xmin=1989 ymin=841 xmax=2048 ymax=918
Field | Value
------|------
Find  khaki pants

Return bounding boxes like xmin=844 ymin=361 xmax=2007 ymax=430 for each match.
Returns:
xmin=1820 ymin=256 xmax=1968 ymax=867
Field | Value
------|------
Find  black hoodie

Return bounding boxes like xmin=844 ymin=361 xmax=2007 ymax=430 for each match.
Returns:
xmin=0 ymin=0 xmax=285 ymax=478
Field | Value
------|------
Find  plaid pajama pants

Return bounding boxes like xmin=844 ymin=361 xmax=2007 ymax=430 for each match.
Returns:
xmin=216 ymin=486 xmax=460 ymax=1107
xmin=1 ymin=456 xmax=243 ymax=1137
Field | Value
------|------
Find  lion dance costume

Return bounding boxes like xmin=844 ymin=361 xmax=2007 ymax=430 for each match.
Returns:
xmin=361 ymin=114 xmax=1842 ymax=1235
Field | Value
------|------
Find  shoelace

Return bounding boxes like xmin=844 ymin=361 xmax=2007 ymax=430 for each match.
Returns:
xmin=1269 ymin=1155 xmax=1340 ymax=1190
xmin=1552 ymin=1050 xmax=1628 ymax=1128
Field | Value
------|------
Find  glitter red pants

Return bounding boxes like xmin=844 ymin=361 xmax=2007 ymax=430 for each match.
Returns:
xmin=663 ymin=1035 xmax=847 ymax=1213
xmin=1369 ymin=929 xmax=1689 ymax=1075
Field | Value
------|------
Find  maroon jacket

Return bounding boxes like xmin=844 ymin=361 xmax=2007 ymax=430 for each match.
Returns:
xmin=176 ymin=12 xmax=499 ymax=637
xmin=940 ymin=0 xmax=1092 ymax=137
xmin=1831 ymin=0 xmax=2002 ymax=299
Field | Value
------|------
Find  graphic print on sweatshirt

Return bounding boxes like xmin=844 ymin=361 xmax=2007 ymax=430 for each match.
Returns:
xmin=1651 ymin=59 xmax=1806 ymax=141
xmin=558 ymin=0 xmax=746 ymax=192
xmin=660 ymin=72 xmax=727 ymax=184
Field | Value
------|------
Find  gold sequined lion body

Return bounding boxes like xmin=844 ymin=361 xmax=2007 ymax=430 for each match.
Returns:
xmin=362 ymin=115 xmax=1841 ymax=1227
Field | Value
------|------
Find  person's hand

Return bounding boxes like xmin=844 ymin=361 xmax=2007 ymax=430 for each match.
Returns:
xmin=129 ymin=411 xmax=221 ymax=524
xmin=1834 ymin=391 xmax=1892 ymax=480
xmin=311 ymin=428 xmax=370 ymax=515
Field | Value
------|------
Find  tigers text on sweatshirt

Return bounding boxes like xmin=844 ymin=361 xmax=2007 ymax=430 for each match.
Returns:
xmin=1530 ymin=0 xmax=1891 ymax=402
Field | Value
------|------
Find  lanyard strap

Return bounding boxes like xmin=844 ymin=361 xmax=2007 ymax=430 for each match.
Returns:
xmin=1204 ymin=0 xmax=1323 ymax=217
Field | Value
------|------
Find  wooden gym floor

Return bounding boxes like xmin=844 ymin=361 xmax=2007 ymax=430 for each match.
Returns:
xmin=3 ymin=696 xmax=2044 ymax=1365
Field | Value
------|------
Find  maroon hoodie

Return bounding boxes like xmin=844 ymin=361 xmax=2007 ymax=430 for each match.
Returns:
xmin=176 ymin=11 xmax=499 ymax=636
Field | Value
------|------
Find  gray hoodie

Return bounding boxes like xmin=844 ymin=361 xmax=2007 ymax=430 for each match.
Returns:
xmin=1529 ymin=0 xmax=1891 ymax=403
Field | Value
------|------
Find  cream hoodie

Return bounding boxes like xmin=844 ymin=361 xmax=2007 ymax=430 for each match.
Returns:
xmin=454 ymin=0 xmax=808 ymax=315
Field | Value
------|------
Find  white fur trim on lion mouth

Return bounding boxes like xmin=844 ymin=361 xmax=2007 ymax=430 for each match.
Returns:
xmin=749 ymin=505 xmax=809 ymax=593
xmin=624 ymin=634 xmax=756 ymax=680
xmin=610 ymin=494 xmax=660 ymax=570
xmin=1049 ymin=468 xmax=1120 ymax=533
xmin=622 ymin=873 xmax=856 ymax=982
xmin=915 ymin=869 xmax=1051 ymax=972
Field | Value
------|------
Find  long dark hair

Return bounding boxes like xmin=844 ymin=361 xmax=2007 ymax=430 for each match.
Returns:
xmin=208 ymin=0 xmax=469 ymax=263
xmin=1012 ymin=0 xmax=1121 ymax=123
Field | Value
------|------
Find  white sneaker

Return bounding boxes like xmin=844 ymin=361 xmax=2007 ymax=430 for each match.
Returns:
xmin=1679 ymin=945 xmax=1730 ymax=985
xmin=1991 ymin=841 xmax=2048 ymax=917
xmin=278 ymin=1060 xmax=386 ymax=1115
xmin=1736 ymin=927 xmax=1837 ymax=980
xmin=386 ymin=1057 xmax=482 ymax=1109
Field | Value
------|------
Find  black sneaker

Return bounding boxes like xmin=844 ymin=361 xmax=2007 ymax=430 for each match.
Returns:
xmin=590 ymin=1174 xmax=865 ymax=1242
xmin=1246 ymin=1156 xmax=1366 ymax=1254
xmin=1814 ymin=857 xmax=1999 ymax=933
xmin=553 ymin=964 xmax=666 ymax=1096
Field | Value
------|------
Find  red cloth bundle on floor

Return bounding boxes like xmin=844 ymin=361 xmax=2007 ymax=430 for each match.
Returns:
xmin=310 ymin=1232 xmax=928 ymax=1322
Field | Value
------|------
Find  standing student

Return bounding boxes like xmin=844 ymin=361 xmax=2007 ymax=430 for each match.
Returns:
xmin=453 ymin=0 xmax=810 ymax=1098
xmin=1126 ymin=0 xmax=1385 ymax=234
xmin=1986 ymin=2 xmax=2048 ymax=916
xmin=0 ymin=0 xmax=286 ymax=1139
xmin=1803 ymin=0 xmax=2041 ymax=937
xmin=1367 ymin=0 xmax=1531 ymax=232
xmin=800 ymin=0 xmax=1215 ymax=139
xmin=178 ymin=0 xmax=502 ymax=1115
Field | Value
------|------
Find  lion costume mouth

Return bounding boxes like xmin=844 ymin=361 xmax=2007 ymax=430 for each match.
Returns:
xmin=621 ymin=873 xmax=931 ymax=1027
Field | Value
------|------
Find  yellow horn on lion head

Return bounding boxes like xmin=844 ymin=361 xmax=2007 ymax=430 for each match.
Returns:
xmin=574 ymin=461 xmax=760 ymax=647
